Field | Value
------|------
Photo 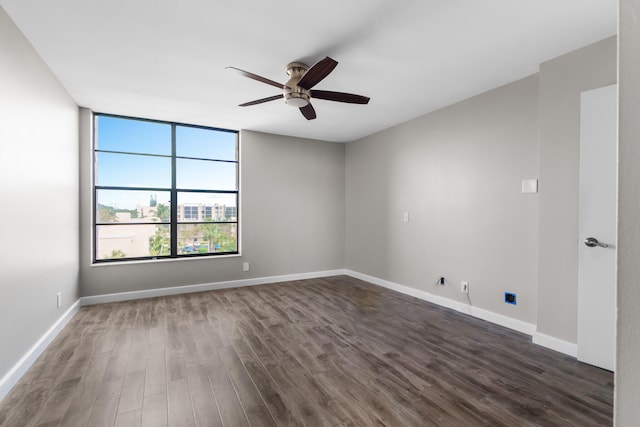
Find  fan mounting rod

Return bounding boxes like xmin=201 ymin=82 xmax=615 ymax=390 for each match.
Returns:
xmin=284 ymin=62 xmax=310 ymax=107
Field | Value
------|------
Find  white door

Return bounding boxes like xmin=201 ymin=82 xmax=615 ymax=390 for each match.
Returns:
xmin=577 ymin=84 xmax=617 ymax=371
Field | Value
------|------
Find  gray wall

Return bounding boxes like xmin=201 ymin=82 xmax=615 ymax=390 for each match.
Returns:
xmin=346 ymin=75 xmax=540 ymax=324
xmin=616 ymin=1 xmax=640 ymax=423
xmin=345 ymin=36 xmax=617 ymax=339
xmin=0 ymin=7 xmax=79 ymax=381
xmin=79 ymin=126 xmax=345 ymax=296
xmin=536 ymin=37 xmax=617 ymax=343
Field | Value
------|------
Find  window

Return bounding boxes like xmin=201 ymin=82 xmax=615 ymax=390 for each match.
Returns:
xmin=183 ymin=205 xmax=199 ymax=220
xmin=93 ymin=114 xmax=239 ymax=262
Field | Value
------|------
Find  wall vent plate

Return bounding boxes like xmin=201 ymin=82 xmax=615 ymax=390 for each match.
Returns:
xmin=505 ymin=292 xmax=517 ymax=305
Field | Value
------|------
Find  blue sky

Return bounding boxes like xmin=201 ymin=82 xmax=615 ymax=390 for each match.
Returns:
xmin=96 ymin=116 xmax=237 ymax=209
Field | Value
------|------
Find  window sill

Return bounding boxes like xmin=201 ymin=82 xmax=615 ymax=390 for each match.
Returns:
xmin=90 ymin=252 xmax=242 ymax=267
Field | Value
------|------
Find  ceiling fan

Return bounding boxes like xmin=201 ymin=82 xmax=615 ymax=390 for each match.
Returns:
xmin=226 ymin=57 xmax=370 ymax=120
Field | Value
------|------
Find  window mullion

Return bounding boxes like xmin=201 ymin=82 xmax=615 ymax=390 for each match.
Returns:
xmin=170 ymin=124 xmax=178 ymax=257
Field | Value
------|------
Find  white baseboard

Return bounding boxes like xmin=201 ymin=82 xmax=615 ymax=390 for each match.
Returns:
xmin=344 ymin=270 xmax=581 ymax=357
xmin=0 ymin=300 xmax=81 ymax=401
xmin=81 ymin=269 xmax=348 ymax=305
xmin=532 ymin=332 xmax=578 ymax=357
xmin=344 ymin=270 xmax=537 ymax=336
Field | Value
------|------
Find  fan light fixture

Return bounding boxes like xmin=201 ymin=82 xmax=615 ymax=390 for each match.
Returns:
xmin=226 ymin=56 xmax=370 ymax=120
xmin=284 ymin=93 xmax=309 ymax=107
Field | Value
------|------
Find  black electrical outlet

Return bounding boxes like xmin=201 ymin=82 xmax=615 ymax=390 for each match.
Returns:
xmin=505 ymin=292 xmax=516 ymax=305
xmin=439 ymin=277 xmax=445 ymax=285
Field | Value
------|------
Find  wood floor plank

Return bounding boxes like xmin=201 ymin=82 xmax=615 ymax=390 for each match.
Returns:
xmin=59 ymin=353 xmax=111 ymax=427
xmin=210 ymin=385 xmax=250 ymax=427
xmin=145 ymin=350 xmax=167 ymax=397
xmin=116 ymin=326 xmax=148 ymax=416
xmin=23 ymin=337 xmax=98 ymax=427
xmin=0 ymin=384 xmax=31 ymax=427
xmin=86 ymin=377 xmax=124 ymax=427
xmin=114 ymin=409 xmax=142 ymax=427
xmin=231 ymin=338 xmax=300 ymax=426
xmin=0 ymin=276 xmax=614 ymax=427
xmin=141 ymin=392 xmax=168 ymax=427
xmin=167 ymin=378 xmax=195 ymax=427
xmin=103 ymin=328 xmax=133 ymax=383
xmin=243 ymin=405 xmax=278 ymax=427
xmin=25 ymin=378 xmax=80 ymax=427
xmin=185 ymin=364 xmax=223 ymax=427
xmin=118 ymin=370 xmax=146 ymax=414
xmin=217 ymin=346 xmax=277 ymax=427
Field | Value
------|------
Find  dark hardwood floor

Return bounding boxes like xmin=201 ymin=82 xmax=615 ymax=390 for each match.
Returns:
xmin=0 ymin=276 xmax=613 ymax=426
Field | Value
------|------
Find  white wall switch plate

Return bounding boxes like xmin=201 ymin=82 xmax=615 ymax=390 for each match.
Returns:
xmin=403 ymin=212 xmax=409 ymax=222
xmin=56 ymin=292 xmax=61 ymax=308
xmin=242 ymin=262 xmax=250 ymax=272
xmin=522 ymin=179 xmax=539 ymax=194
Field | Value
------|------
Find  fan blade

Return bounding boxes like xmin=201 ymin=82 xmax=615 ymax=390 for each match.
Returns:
xmin=297 ymin=57 xmax=338 ymax=90
xmin=311 ymin=90 xmax=370 ymax=104
xmin=239 ymin=94 xmax=283 ymax=107
xmin=225 ymin=66 xmax=286 ymax=89
xmin=300 ymin=103 xmax=317 ymax=120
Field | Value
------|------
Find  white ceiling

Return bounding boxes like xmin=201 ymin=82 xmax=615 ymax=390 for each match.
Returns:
xmin=1 ymin=0 xmax=616 ymax=142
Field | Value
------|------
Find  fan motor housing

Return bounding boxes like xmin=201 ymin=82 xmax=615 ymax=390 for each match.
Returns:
xmin=284 ymin=62 xmax=310 ymax=107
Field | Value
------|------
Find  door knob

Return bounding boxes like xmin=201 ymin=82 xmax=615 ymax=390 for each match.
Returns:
xmin=584 ymin=237 xmax=608 ymax=248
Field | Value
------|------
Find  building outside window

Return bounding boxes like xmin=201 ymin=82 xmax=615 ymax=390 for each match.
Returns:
xmin=93 ymin=114 xmax=239 ymax=262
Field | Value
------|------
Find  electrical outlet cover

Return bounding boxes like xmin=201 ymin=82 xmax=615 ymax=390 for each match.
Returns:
xmin=461 ymin=281 xmax=469 ymax=293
